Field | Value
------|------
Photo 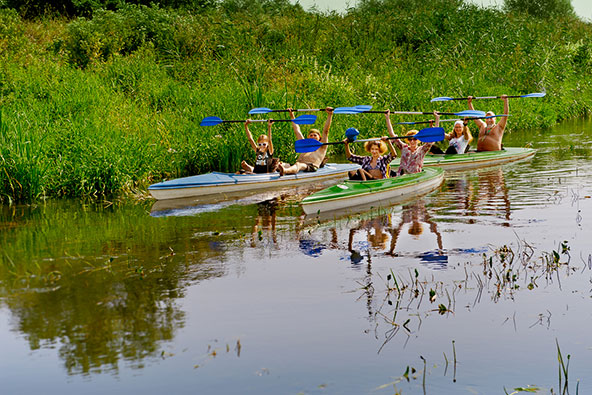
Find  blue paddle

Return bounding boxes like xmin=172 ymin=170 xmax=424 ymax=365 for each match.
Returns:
xmin=248 ymin=105 xmax=372 ymax=115
xmin=295 ymin=127 xmax=445 ymax=153
xmin=430 ymin=92 xmax=546 ymax=102
xmin=356 ymin=109 xmax=486 ymax=117
xmin=200 ymin=114 xmax=317 ymax=127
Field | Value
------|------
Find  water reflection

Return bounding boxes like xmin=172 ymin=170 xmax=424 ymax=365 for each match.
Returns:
xmin=298 ymin=199 xmax=446 ymax=268
xmin=1 ymin=118 xmax=591 ymax=392
xmin=0 ymin=201 xmax=239 ymax=375
xmin=251 ymin=198 xmax=279 ymax=246
xmin=387 ymin=200 xmax=446 ymax=267
xmin=435 ymin=167 xmax=511 ymax=227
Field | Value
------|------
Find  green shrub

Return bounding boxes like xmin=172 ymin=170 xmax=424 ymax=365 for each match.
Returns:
xmin=0 ymin=2 xmax=591 ymax=202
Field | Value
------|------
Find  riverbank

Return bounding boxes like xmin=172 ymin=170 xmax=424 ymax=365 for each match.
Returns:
xmin=1 ymin=1 xmax=591 ymax=202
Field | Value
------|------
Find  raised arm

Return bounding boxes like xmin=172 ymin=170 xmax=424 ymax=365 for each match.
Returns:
xmin=267 ymin=119 xmax=274 ymax=155
xmin=497 ymin=95 xmax=509 ymax=130
xmin=386 ymin=109 xmax=395 ymax=137
xmin=320 ymin=107 xmax=334 ymax=144
xmin=382 ymin=136 xmax=397 ymax=158
xmin=288 ymin=108 xmax=304 ymax=140
xmin=245 ymin=119 xmax=257 ymax=151
xmin=385 ymin=110 xmax=403 ymax=149
xmin=468 ymin=96 xmax=486 ymax=129
xmin=463 ymin=119 xmax=473 ymax=144
xmin=343 ymin=138 xmax=353 ymax=158
xmin=433 ymin=111 xmax=440 ymax=128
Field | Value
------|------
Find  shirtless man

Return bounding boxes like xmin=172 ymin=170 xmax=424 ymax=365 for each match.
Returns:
xmin=279 ymin=107 xmax=334 ymax=175
xmin=468 ymin=94 xmax=509 ymax=151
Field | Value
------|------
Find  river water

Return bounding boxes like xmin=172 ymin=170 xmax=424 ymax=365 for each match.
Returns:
xmin=1 ymin=118 xmax=591 ymax=394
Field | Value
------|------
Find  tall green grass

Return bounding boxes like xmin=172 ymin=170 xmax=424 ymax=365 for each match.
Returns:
xmin=0 ymin=2 xmax=591 ymax=203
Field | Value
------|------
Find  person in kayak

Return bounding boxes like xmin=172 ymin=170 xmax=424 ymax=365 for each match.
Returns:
xmin=278 ymin=107 xmax=334 ymax=176
xmin=240 ymin=119 xmax=280 ymax=174
xmin=343 ymin=133 xmax=397 ymax=181
xmin=386 ymin=110 xmax=439 ymax=175
xmin=430 ymin=119 xmax=473 ymax=154
xmin=468 ymin=94 xmax=509 ymax=151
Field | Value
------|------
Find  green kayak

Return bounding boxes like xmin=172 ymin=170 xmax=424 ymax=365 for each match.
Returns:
xmin=301 ymin=167 xmax=444 ymax=214
xmin=390 ymin=147 xmax=536 ymax=171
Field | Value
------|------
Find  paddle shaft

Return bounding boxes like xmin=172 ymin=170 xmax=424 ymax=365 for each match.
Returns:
xmin=261 ymin=108 xmax=326 ymax=113
xmin=354 ymin=135 xmax=425 ymax=143
xmin=397 ymin=115 xmax=510 ymax=125
xmin=248 ymin=105 xmax=371 ymax=115
xmin=309 ymin=134 xmax=426 ymax=148
xmin=214 ymin=118 xmax=310 ymax=124
xmin=214 ymin=119 xmax=294 ymax=124
xmin=363 ymin=110 xmax=478 ymax=115
xmin=443 ymin=95 xmax=541 ymax=101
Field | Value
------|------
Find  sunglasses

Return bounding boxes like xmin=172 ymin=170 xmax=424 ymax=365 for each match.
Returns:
xmin=258 ymin=143 xmax=268 ymax=147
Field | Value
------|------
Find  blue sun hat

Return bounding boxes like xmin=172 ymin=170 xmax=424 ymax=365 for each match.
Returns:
xmin=345 ymin=127 xmax=360 ymax=141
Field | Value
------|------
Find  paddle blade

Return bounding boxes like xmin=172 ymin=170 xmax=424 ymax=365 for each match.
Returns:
xmin=292 ymin=114 xmax=317 ymax=125
xmin=396 ymin=120 xmax=432 ymax=125
xmin=334 ymin=107 xmax=364 ymax=115
xmin=200 ymin=116 xmax=223 ymax=126
xmin=430 ymin=97 xmax=454 ymax=102
xmin=353 ymin=105 xmax=373 ymax=112
xmin=454 ymin=110 xmax=486 ymax=117
xmin=522 ymin=92 xmax=546 ymax=98
xmin=415 ymin=127 xmax=445 ymax=143
xmin=248 ymin=107 xmax=273 ymax=114
xmin=295 ymin=138 xmax=323 ymax=153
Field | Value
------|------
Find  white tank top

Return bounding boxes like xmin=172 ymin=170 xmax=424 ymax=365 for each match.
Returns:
xmin=449 ymin=135 xmax=468 ymax=154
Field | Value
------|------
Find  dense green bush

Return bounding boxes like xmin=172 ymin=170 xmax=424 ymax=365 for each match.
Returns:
xmin=0 ymin=0 xmax=216 ymax=18
xmin=0 ymin=1 xmax=591 ymax=203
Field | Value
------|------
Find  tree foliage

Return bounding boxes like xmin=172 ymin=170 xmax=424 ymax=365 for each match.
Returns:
xmin=504 ymin=0 xmax=575 ymax=19
xmin=0 ymin=0 xmax=216 ymax=18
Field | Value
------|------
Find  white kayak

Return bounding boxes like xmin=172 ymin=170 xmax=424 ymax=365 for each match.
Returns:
xmin=148 ymin=163 xmax=361 ymax=200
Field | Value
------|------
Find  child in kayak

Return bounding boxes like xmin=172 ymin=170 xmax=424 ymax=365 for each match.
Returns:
xmin=387 ymin=110 xmax=439 ymax=175
xmin=278 ymin=107 xmax=334 ymax=176
xmin=240 ymin=119 xmax=280 ymax=174
xmin=430 ymin=119 xmax=473 ymax=154
xmin=343 ymin=133 xmax=397 ymax=181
